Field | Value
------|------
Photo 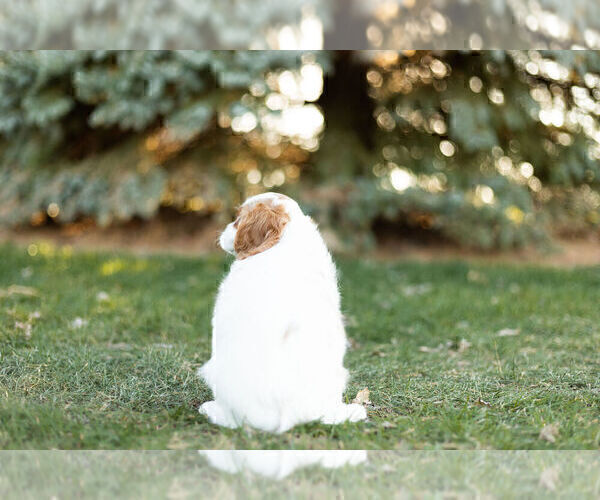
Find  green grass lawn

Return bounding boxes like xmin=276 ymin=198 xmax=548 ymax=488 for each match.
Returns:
xmin=1 ymin=243 xmax=599 ymax=450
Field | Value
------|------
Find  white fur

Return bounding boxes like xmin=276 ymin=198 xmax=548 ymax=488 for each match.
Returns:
xmin=198 ymin=192 xmax=367 ymax=433
xmin=199 ymin=450 xmax=367 ymax=479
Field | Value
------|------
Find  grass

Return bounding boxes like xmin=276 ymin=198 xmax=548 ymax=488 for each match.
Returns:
xmin=2 ymin=451 xmax=600 ymax=498
xmin=0 ymin=243 xmax=599 ymax=450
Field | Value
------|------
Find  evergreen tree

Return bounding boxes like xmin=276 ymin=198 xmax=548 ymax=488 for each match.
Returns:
xmin=0 ymin=0 xmax=323 ymax=49
xmin=0 ymin=50 xmax=326 ymax=226
xmin=328 ymin=50 xmax=600 ymax=248
xmin=2 ymin=0 xmax=599 ymax=50
xmin=0 ymin=50 xmax=599 ymax=249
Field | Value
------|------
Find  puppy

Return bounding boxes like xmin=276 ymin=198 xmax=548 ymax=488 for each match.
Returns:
xmin=198 ymin=192 xmax=367 ymax=433
xmin=199 ymin=450 xmax=367 ymax=479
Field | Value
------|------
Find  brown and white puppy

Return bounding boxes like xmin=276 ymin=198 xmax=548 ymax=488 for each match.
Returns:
xmin=224 ymin=195 xmax=291 ymax=259
xmin=199 ymin=192 xmax=367 ymax=433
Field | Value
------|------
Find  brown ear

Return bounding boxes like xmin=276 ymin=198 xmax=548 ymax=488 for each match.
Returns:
xmin=234 ymin=202 xmax=290 ymax=259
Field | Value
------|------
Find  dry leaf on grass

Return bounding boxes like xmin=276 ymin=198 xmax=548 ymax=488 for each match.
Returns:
xmin=347 ymin=337 xmax=361 ymax=350
xmin=539 ymin=423 xmax=559 ymax=443
xmin=442 ymin=442 xmax=460 ymax=449
xmin=497 ymin=328 xmax=521 ymax=337
xmin=13 ymin=310 xmax=42 ymax=340
xmin=352 ymin=388 xmax=371 ymax=405
xmin=475 ymin=397 xmax=492 ymax=408
xmin=457 ymin=339 xmax=471 ymax=353
xmin=539 ymin=467 xmax=559 ymax=491
xmin=15 ymin=321 xmax=32 ymax=339
xmin=419 ymin=339 xmax=471 ymax=354
xmin=0 ymin=285 xmax=39 ymax=298
xmin=167 ymin=432 xmax=188 ymax=450
xmin=419 ymin=341 xmax=451 ymax=353
xmin=153 ymin=343 xmax=174 ymax=349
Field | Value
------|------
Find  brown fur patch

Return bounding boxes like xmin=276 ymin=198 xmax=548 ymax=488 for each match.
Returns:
xmin=234 ymin=201 xmax=290 ymax=259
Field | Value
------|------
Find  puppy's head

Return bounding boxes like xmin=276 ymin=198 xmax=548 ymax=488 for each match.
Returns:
xmin=219 ymin=193 xmax=299 ymax=259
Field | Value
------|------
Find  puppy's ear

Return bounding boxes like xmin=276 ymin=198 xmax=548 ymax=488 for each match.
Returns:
xmin=234 ymin=202 xmax=290 ymax=259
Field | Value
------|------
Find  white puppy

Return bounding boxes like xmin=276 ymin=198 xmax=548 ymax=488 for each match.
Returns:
xmin=198 ymin=192 xmax=367 ymax=433
xmin=199 ymin=450 xmax=367 ymax=479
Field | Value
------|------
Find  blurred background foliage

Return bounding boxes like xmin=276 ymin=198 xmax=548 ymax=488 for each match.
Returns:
xmin=1 ymin=49 xmax=599 ymax=250
xmin=2 ymin=0 xmax=600 ymax=50
xmin=357 ymin=0 xmax=600 ymax=49
xmin=0 ymin=0 xmax=326 ymax=50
